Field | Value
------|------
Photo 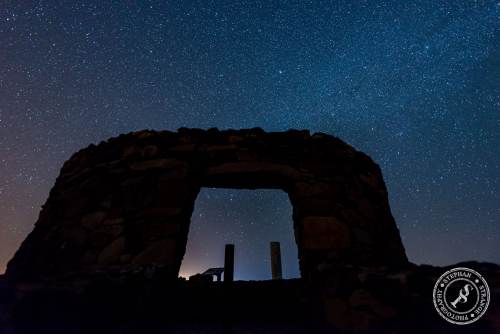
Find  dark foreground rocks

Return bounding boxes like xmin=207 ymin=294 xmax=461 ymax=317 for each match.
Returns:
xmin=0 ymin=261 xmax=498 ymax=334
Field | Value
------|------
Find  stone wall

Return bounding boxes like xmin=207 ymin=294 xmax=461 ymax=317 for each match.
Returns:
xmin=6 ymin=128 xmax=407 ymax=281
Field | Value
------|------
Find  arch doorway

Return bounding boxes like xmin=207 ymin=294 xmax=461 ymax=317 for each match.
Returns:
xmin=179 ymin=188 xmax=300 ymax=281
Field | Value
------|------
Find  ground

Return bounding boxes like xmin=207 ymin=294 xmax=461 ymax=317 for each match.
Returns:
xmin=0 ymin=261 xmax=498 ymax=333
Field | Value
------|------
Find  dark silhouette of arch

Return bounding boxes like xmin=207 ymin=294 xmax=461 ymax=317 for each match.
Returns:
xmin=6 ymin=128 xmax=407 ymax=281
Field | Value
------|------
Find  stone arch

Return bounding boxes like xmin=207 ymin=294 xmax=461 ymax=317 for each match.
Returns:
xmin=6 ymin=128 xmax=407 ymax=281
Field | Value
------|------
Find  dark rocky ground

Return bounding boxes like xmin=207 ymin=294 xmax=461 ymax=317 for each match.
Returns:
xmin=0 ymin=276 xmax=314 ymax=334
xmin=0 ymin=261 xmax=498 ymax=334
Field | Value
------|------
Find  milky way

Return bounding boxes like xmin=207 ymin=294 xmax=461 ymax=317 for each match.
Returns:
xmin=1 ymin=1 xmax=499 ymax=276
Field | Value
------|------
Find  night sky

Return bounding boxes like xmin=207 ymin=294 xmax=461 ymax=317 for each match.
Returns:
xmin=1 ymin=1 xmax=499 ymax=278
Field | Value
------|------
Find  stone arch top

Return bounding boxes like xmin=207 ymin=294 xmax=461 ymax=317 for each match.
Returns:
xmin=6 ymin=128 xmax=407 ymax=281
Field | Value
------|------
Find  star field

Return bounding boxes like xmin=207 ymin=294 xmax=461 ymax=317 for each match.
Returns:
xmin=1 ymin=1 xmax=499 ymax=276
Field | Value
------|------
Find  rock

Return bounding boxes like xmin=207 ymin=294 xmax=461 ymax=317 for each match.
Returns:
xmin=169 ymin=144 xmax=196 ymax=152
xmin=352 ymin=227 xmax=373 ymax=245
xmin=206 ymin=162 xmax=301 ymax=180
xmin=132 ymin=239 xmax=176 ymax=265
xmin=80 ymin=251 xmax=97 ymax=264
xmin=142 ymin=223 xmax=181 ymax=239
xmin=97 ymin=237 xmax=126 ymax=265
xmin=228 ymin=135 xmax=244 ymax=143
xmin=81 ymin=211 xmax=107 ymax=229
xmin=301 ymin=216 xmax=350 ymax=250
xmin=349 ymin=289 xmax=397 ymax=318
xmin=119 ymin=254 xmax=132 ymax=263
xmin=205 ymin=144 xmax=238 ymax=152
xmin=293 ymin=182 xmax=336 ymax=198
xmin=142 ymin=208 xmax=182 ymax=218
xmin=102 ymin=218 xmax=124 ymax=225
xmin=324 ymin=298 xmax=351 ymax=329
xmin=130 ymin=158 xmax=186 ymax=171
xmin=358 ymin=198 xmax=377 ymax=219
xmin=141 ymin=145 xmax=158 ymax=158
xmin=122 ymin=145 xmax=141 ymax=159
xmin=102 ymin=225 xmax=123 ymax=237
xmin=88 ymin=231 xmax=112 ymax=250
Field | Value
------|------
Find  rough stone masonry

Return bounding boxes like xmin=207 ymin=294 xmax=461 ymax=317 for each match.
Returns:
xmin=6 ymin=128 xmax=407 ymax=281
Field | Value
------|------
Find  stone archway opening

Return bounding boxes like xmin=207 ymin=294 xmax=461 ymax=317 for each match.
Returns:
xmin=179 ymin=188 xmax=299 ymax=281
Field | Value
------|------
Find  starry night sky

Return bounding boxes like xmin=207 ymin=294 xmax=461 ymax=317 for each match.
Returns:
xmin=1 ymin=1 xmax=499 ymax=278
